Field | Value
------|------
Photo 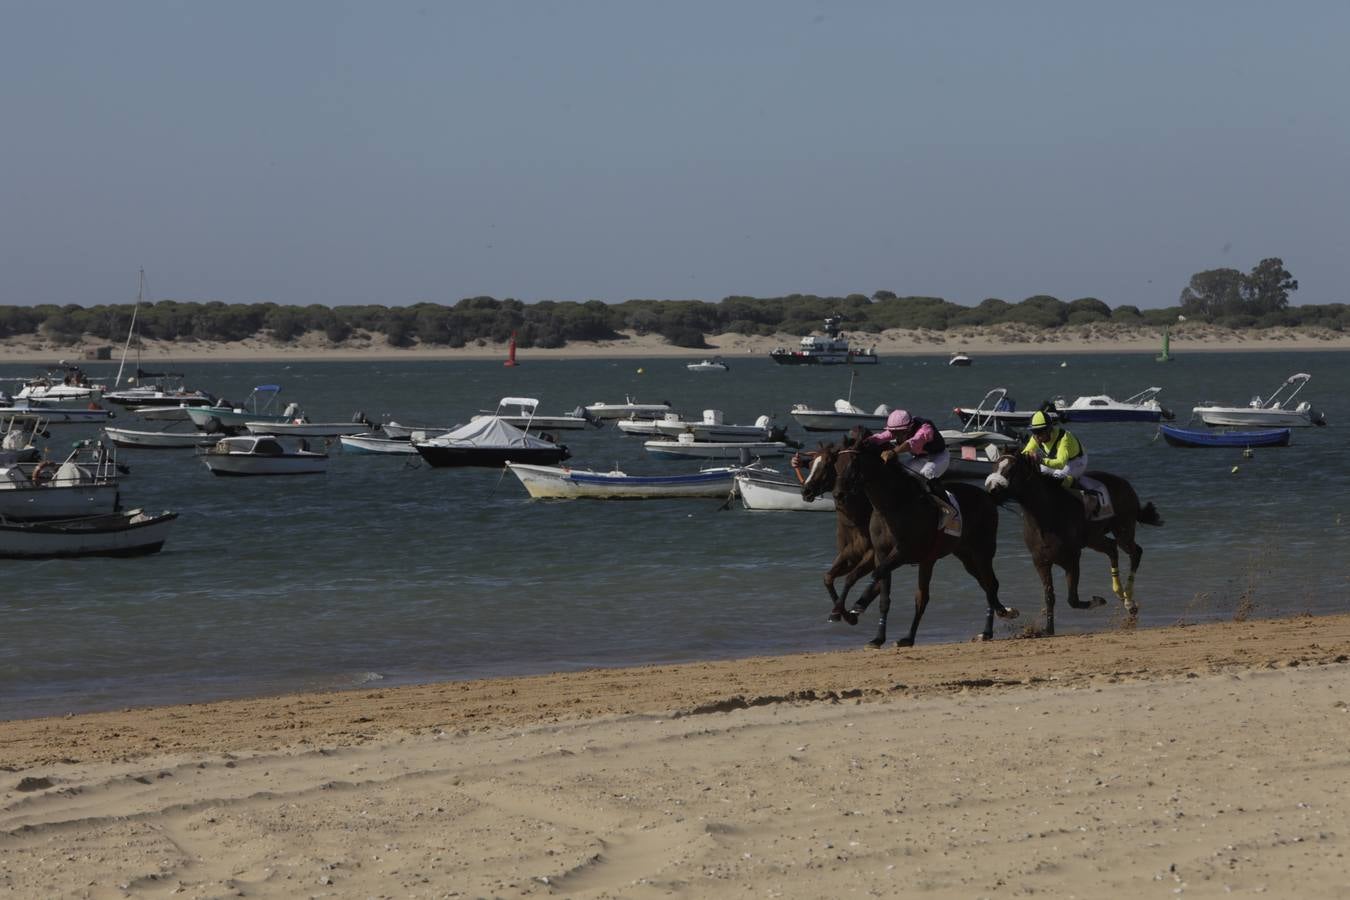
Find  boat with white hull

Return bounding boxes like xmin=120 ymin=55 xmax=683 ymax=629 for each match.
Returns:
xmin=769 ymin=316 xmax=879 ymax=366
xmin=199 ymin=436 xmax=329 ymax=476
xmin=245 ymin=419 xmax=371 ymax=438
xmin=506 ymin=463 xmax=744 ymax=499
xmin=644 ymin=433 xmax=791 ymax=460
xmin=185 ymin=385 xmax=300 ymax=431
xmin=1 ymin=401 xmax=113 ymax=425
xmin=687 ymin=357 xmax=729 ymax=372
xmin=380 ymin=421 xmax=455 ymax=440
xmin=339 ymin=433 xmax=420 ymax=455
xmin=470 ymin=398 xmax=601 ymax=430
xmin=1053 ymin=387 xmax=1172 ymax=423
xmin=788 ymin=398 xmax=891 ymax=432
xmin=104 ymin=425 xmax=226 ymax=449
xmin=0 ymin=509 xmax=176 ymax=559
xmin=620 ymin=410 xmax=776 ymax=442
xmin=735 ymin=473 xmax=834 ymax=512
xmin=953 ymin=388 xmax=1061 ymax=429
xmin=1192 ymin=373 xmax=1326 ymax=427
xmin=0 ymin=445 xmax=121 ymax=520
xmin=583 ymin=397 xmax=673 ymax=420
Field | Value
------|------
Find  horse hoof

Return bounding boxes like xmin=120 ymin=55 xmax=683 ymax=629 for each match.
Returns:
xmin=1089 ymin=595 xmax=1107 ymax=608
xmin=973 ymin=633 xmax=993 ymax=642
xmin=998 ymin=607 xmax=1020 ymax=619
xmin=866 ymin=639 xmax=884 ymax=649
xmin=895 ymin=638 xmax=914 ymax=648
xmin=842 ymin=611 xmax=859 ymax=626
xmin=827 ymin=613 xmax=842 ymax=623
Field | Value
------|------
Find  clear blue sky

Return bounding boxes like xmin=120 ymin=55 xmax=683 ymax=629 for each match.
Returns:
xmin=3 ymin=1 xmax=1347 ymax=309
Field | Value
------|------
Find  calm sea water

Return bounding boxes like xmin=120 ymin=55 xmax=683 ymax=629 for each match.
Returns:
xmin=3 ymin=350 xmax=1348 ymax=720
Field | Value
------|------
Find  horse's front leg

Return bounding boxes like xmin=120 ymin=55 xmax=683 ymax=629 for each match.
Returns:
xmin=1123 ymin=539 xmax=1143 ymax=618
xmin=837 ymin=550 xmax=877 ymax=625
xmin=896 ymin=560 xmax=935 ymax=648
xmin=1036 ymin=559 xmax=1057 ymax=636
xmin=955 ymin=550 xmax=1018 ymax=642
xmin=867 ymin=574 xmax=891 ymax=648
xmin=823 ymin=550 xmax=861 ymax=622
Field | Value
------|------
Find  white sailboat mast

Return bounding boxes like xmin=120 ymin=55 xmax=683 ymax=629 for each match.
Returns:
xmin=114 ymin=268 xmax=143 ymax=388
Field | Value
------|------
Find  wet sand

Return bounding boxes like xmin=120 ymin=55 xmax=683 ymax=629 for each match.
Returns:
xmin=3 ymin=613 xmax=1349 ymax=898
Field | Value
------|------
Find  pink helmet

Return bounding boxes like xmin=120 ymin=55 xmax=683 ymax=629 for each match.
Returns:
xmin=885 ymin=409 xmax=913 ymax=431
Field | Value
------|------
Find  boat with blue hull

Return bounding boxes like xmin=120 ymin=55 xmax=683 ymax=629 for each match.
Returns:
xmin=1159 ymin=425 xmax=1291 ymax=448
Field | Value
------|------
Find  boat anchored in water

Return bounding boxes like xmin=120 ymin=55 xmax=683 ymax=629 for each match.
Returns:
xmin=1053 ymin=387 xmax=1173 ymax=423
xmin=0 ymin=508 xmax=177 ymax=559
xmin=199 ymin=435 xmax=329 ymax=476
xmin=1192 ymin=373 xmax=1326 ymax=427
xmin=414 ymin=398 xmax=570 ymax=467
xmin=583 ymin=396 xmax=674 ymax=420
xmin=506 ymin=462 xmax=751 ymax=499
xmin=686 ymin=357 xmax=729 ymax=372
xmin=769 ymin=316 xmax=879 ymax=366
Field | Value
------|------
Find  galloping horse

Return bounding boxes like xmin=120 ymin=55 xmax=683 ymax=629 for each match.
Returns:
xmin=798 ymin=443 xmax=883 ymax=625
xmin=984 ymin=452 xmax=1163 ymax=635
xmin=828 ymin=431 xmax=1018 ymax=647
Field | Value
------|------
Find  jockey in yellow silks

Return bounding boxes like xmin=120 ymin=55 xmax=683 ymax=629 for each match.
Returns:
xmin=1021 ymin=410 xmax=1088 ymax=488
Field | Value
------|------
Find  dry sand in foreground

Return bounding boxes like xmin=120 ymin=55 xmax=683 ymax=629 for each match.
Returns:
xmin=3 ymin=613 xmax=1349 ymax=898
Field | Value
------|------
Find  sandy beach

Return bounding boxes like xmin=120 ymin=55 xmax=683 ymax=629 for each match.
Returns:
xmin=3 ymin=322 xmax=1350 ymax=364
xmin=3 ymin=613 xmax=1349 ymax=898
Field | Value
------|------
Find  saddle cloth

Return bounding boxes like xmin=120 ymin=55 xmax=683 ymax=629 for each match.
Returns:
xmin=941 ymin=490 xmax=962 ymax=537
xmin=1076 ymin=475 xmax=1113 ymax=522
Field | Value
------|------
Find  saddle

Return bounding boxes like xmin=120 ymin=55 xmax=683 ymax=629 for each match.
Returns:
xmin=1073 ymin=475 xmax=1113 ymax=522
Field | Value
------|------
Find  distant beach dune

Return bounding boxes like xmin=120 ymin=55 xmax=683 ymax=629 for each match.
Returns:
xmin=2 ymin=614 xmax=1349 ymax=897
xmin=3 ymin=322 xmax=1350 ymax=364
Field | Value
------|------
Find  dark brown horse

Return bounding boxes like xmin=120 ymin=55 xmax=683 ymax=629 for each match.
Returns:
xmin=983 ymin=452 xmax=1163 ymax=635
xmin=798 ymin=444 xmax=884 ymax=629
xmin=828 ymin=433 xmax=1018 ymax=647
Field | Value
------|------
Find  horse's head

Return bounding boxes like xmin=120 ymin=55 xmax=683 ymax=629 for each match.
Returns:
xmin=984 ymin=451 xmax=1038 ymax=498
xmin=799 ymin=442 xmax=838 ymax=502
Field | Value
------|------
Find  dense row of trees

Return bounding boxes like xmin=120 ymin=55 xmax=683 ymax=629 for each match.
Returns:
xmin=2 ymin=258 xmax=1343 ymax=349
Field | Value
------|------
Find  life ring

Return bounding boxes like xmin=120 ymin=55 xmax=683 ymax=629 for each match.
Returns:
xmin=31 ymin=461 xmax=55 ymax=484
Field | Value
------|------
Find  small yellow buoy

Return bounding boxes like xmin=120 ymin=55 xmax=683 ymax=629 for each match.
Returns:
xmin=637 ymin=367 xmax=644 ymax=374
xmin=1231 ymin=465 xmax=1239 ymax=474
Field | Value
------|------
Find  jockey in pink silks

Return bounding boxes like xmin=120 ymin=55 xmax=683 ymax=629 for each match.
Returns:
xmin=865 ymin=409 xmax=958 ymax=529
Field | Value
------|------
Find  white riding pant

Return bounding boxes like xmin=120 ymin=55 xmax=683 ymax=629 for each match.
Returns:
xmin=1038 ymin=454 xmax=1087 ymax=483
xmin=903 ymin=449 xmax=950 ymax=480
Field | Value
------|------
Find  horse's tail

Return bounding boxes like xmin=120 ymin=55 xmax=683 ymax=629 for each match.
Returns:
xmin=1138 ymin=501 xmax=1164 ymax=527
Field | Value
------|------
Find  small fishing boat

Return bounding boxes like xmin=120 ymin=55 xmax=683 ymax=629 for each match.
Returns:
xmin=686 ymin=357 xmax=729 ymax=372
xmin=0 ymin=415 xmax=46 ymax=465
xmin=470 ymin=398 xmax=601 ymax=430
xmin=103 ymin=425 xmax=227 ymax=449
xmin=506 ymin=462 xmax=745 ymax=499
xmin=130 ymin=404 xmax=194 ymax=421
xmin=583 ymin=397 xmax=674 ymax=420
xmin=953 ymin=388 xmax=1061 ymax=430
xmin=14 ymin=365 xmax=106 ymax=402
xmin=413 ymin=406 xmax=570 ymax=468
xmin=379 ymin=421 xmax=456 ymax=440
xmin=1192 ymin=373 xmax=1326 ymax=427
xmin=1159 ymin=425 xmax=1292 ymax=448
xmin=199 ymin=435 xmax=329 ymax=476
xmin=0 ymin=400 xmax=113 ymax=425
xmin=0 ymin=508 xmax=177 ymax=559
xmin=0 ymin=442 xmax=122 ymax=520
xmin=245 ymin=417 xmax=372 ymax=438
xmin=948 ymin=352 xmax=972 ymax=367
xmin=185 ymin=385 xmax=300 ymax=431
xmin=644 ymin=433 xmax=791 ymax=460
xmin=339 ymin=433 xmax=421 ymax=455
xmin=1053 ymin=387 xmax=1173 ymax=423
xmin=735 ymin=472 xmax=834 ymax=512
xmin=102 ymin=369 xmax=216 ymax=408
xmin=787 ymin=369 xmax=890 ymax=432
xmin=619 ymin=410 xmax=778 ymax=442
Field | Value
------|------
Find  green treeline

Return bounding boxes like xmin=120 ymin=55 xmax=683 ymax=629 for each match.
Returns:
xmin=4 ymin=258 xmax=1344 ymax=349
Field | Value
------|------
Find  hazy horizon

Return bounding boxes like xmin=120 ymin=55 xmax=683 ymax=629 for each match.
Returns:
xmin=3 ymin=2 xmax=1347 ymax=310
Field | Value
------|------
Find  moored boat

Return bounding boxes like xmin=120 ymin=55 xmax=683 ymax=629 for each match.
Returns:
xmin=339 ymin=433 xmax=421 ymax=455
xmin=185 ymin=385 xmax=299 ymax=431
xmin=470 ymin=398 xmax=602 ymax=430
xmin=953 ymin=388 xmax=1060 ymax=430
xmin=583 ymin=397 xmax=673 ymax=420
xmin=245 ymin=418 xmax=372 ymax=438
xmin=1053 ymin=387 xmax=1173 ymax=423
xmin=687 ymin=357 xmax=729 ymax=372
xmin=103 ymin=425 xmax=226 ymax=449
xmin=644 ymin=433 xmax=790 ymax=460
xmin=735 ymin=472 xmax=834 ymax=512
xmin=0 ymin=442 xmax=122 ymax=520
xmin=769 ymin=316 xmax=879 ymax=365
xmin=506 ymin=462 xmax=743 ymax=499
xmin=0 ymin=509 xmax=176 ymax=559
xmin=1192 ymin=373 xmax=1326 ymax=427
xmin=199 ymin=435 xmax=329 ymax=476
xmin=948 ymin=352 xmax=972 ymax=367
xmin=413 ymin=410 xmax=569 ymax=468
xmin=1159 ymin=425 xmax=1292 ymax=448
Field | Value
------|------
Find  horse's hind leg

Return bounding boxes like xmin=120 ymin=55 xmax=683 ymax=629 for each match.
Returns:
xmin=897 ymin=560 xmax=935 ymax=648
xmin=1122 ymin=535 xmax=1143 ymax=618
xmin=1064 ymin=552 xmax=1104 ymax=611
xmin=1085 ymin=531 xmax=1124 ymax=608
xmin=1036 ymin=560 xmax=1057 ymax=636
xmin=955 ymin=549 xmax=1018 ymax=642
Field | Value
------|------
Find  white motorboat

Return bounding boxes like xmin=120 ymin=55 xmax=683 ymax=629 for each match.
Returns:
xmin=413 ymin=405 xmax=571 ymax=468
xmin=506 ymin=462 xmax=746 ymax=499
xmin=687 ymin=357 xmax=729 ymax=372
xmin=14 ymin=365 xmax=106 ymax=402
xmin=644 ymin=433 xmax=790 ymax=460
xmin=619 ymin=410 xmax=778 ymax=442
xmin=380 ymin=421 xmax=456 ymax=440
xmin=245 ymin=417 xmax=372 ymax=438
xmin=788 ymin=398 xmax=891 ymax=432
xmin=103 ymin=425 xmax=226 ymax=449
xmin=102 ymin=376 xmax=216 ymax=409
xmin=0 ymin=508 xmax=176 ymax=559
xmin=0 ymin=400 xmax=113 ymax=425
xmin=470 ymin=398 xmax=602 ymax=431
xmin=948 ymin=352 xmax=972 ymax=367
xmin=339 ymin=433 xmax=420 ymax=455
xmin=0 ymin=442 xmax=122 ymax=520
xmin=130 ymin=404 xmax=194 ymax=421
xmin=769 ymin=316 xmax=879 ymax=366
xmin=199 ymin=435 xmax=329 ymax=476
xmin=953 ymin=388 xmax=1062 ymax=429
xmin=735 ymin=472 xmax=834 ymax=512
xmin=1 ymin=415 xmax=46 ymax=465
xmin=1192 ymin=373 xmax=1327 ymax=427
xmin=583 ymin=396 xmax=673 ymax=420
xmin=186 ymin=385 xmax=299 ymax=431
xmin=1053 ymin=387 xmax=1173 ymax=423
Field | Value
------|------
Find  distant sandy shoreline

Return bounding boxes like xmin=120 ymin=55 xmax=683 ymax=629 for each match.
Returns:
xmin=3 ymin=613 xmax=1349 ymax=897
xmin=3 ymin=323 xmax=1350 ymax=365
